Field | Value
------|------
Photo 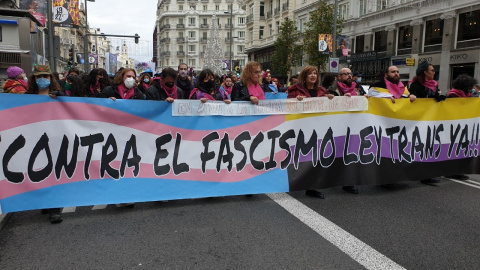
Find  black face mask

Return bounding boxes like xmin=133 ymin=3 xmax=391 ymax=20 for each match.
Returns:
xmin=204 ymin=79 xmax=214 ymax=89
xmin=165 ymin=82 xmax=174 ymax=88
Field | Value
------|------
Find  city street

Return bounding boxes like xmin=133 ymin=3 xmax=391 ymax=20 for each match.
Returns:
xmin=1 ymin=176 xmax=480 ymax=269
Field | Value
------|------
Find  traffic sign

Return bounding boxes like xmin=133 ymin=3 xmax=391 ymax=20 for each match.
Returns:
xmin=329 ymin=58 xmax=339 ymax=73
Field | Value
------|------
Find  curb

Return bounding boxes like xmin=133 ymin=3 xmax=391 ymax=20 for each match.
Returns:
xmin=0 ymin=213 xmax=13 ymax=230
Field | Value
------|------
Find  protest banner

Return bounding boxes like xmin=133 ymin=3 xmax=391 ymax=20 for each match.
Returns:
xmin=0 ymin=95 xmax=479 ymax=213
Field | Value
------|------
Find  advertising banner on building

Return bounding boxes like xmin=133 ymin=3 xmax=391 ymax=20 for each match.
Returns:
xmin=20 ymin=0 xmax=47 ymax=26
xmin=1 ymin=96 xmax=480 ymax=213
xmin=318 ymin=34 xmax=333 ymax=54
xmin=52 ymin=0 xmax=80 ymax=28
xmin=336 ymin=35 xmax=349 ymax=57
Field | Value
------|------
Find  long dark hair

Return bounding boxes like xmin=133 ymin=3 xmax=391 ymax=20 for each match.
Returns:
xmin=196 ymin=69 xmax=214 ymax=89
xmin=26 ymin=74 xmax=62 ymax=94
xmin=67 ymin=75 xmax=86 ymax=97
xmin=85 ymin=68 xmax=110 ymax=91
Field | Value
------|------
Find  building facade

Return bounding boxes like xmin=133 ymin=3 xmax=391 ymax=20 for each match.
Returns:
xmin=155 ymin=0 xmax=248 ymax=72
xmin=340 ymin=0 xmax=480 ymax=90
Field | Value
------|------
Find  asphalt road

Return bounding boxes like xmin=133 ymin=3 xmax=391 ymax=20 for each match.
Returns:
xmin=1 ymin=176 xmax=480 ymax=270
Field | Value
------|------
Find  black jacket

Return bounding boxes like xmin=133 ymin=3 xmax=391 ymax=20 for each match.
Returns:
xmin=99 ymin=84 xmax=145 ymax=100
xmin=409 ymin=80 xmax=445 ymax=101
xmin=231 ymin=81 xmax=271 ymax=101
xmin=145 ymin=79 xmax=184 ymax=101
xmin=176 ymin=77 xmax=194 ymax=99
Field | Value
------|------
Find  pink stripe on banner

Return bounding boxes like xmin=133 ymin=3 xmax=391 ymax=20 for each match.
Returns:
xmin=0 ymin=102 xmax=285 ymax=140
xmin=0 ymin=150 xmax=288 ymax=200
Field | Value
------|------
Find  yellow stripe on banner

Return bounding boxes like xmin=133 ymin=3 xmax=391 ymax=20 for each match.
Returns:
xmin=286 ymin=97 xmax=480 ymax=121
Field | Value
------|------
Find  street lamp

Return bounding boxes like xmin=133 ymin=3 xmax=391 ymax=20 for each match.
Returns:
xmin=83 ymin=0 xmax=95 ymax=73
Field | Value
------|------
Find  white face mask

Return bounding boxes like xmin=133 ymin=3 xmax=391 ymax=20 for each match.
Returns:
xmin=124 ymin=77 xmax=136 ymax=89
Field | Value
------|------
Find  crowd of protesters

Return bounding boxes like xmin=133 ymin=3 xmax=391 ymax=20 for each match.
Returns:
xmin=2 ymin=60 xmax=479 ymax=222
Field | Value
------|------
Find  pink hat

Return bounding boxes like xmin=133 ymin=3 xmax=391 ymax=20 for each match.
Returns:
xmin=7 ymin=66 xmax=24 ymax=79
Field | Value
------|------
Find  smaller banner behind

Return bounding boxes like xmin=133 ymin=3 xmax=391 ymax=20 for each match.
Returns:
xmin=20 ymin=0 xmax=46 ymax=26
xmin=53 ymin=0 xmax=80 ymax=28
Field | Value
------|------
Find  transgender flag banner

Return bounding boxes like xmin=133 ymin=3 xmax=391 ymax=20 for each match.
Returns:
xmin=0 ymin=95 xmax=479 ymax=213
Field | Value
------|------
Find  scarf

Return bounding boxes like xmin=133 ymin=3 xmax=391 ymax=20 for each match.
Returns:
xmin=222 ymin=84 xmax=233 ymax=95
xmin=268 ymin=83 xmax=278 ymax=93
xmin=190 ymin=87 xmax=216 ymax=100
xmin=247 ymin=83 xmax=266 ymax=100
xmin=337 ymin=81 xmax=357 ymax=96
xmin=384 ymin=78 xmax=406 ymax=99
xmin=423 ymin=80 xmax=438 ymax=92
xmin=142 ymin=82 xmax=149 ymax=90
xmin=159 ymin=78 xmax=178 ymax=99
xmin=117 ymin=83 xmax=135 ymax=99
xmin=448 ymin=88 xmax=470 ymax=98
xmin=89 ymin=81 xmax=100 ymax=94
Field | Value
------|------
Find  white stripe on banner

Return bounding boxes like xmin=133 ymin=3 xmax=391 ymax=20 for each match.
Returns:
xmin=172 ymin=96 xmax=368 ymax=116
xmin=267 ymin=193 xmax=406 ymax=270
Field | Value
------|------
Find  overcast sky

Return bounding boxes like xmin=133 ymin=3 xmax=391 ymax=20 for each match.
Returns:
xmin=87 ymin=0 xmax=157 ymax=61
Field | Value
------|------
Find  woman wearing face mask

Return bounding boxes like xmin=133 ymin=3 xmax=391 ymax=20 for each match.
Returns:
xmin=189 ymin=69 xmax=231 ymax=104
xmin=65 ymin=75 xmax=86 ymax=97
xmin=352 ymin=71 xmax=366 ymax=95
xmin=84 ymin=68 xmax=110 ymax=97
xmin=145 ymin=67 xmax=184 ymax=102
xmin=100 ymin=68 xmax=144 ymax=100
xmin=137 ymin=72 xmax=152 ymax=94
xmin=25 ymin=64 xmax=64 ymax=223
xmin=26 ymin=64 xmax=64 ymax=96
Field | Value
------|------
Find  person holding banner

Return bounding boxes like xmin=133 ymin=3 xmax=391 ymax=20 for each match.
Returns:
xmin=368 ymin=66 xmax=416 ymax=103
xmin=231 ymin=61 xmax=271 ymax=104
xmin=262 ymin=72 xmax=278 ymax=93
xmin=100 ymin=68 xmax=144 ymax=100
xmin=176 ymin=63 xmax=194 ymax=99
xmin=408 ymin=61 xmax=445 ymax=101
xmin=328 ymin=68 xmax=365 ymax=97
xmin=287 ymin=66 xmax=333 ymax=101
xmin=146 ymin=67 xmax=184 ymax=102
xmin=84 ymin=68 xmax=110 ymax=97
xmin=219 ymin=75 xmax=234 ymax=99
xmin=189 ymin=69 xmax=231 ymax=103
xmin=137 ymin=72 xmax=152 ymax=94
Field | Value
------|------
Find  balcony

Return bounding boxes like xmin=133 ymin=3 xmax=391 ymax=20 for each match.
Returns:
xmin=260 ymin=15 xmax=265 ymax=20
xmin=176 ymin=23 xmax=185 ymax=28
xmin=266 ymin=11 xmax=272 ymax=19
xmin=177 ymin=37 xmax=185 ymax=42
xmin=161 ymin=51 xmax=171 ymax=56
xmin=282 ymin=3 xmax=288 ymax=12
xmin=188 ymin=37 xmax=196 ymax=41
xmin=274 ymin=7 xmax=280 ymax=16
xmin=200 ymin=24 xmax=209 ymax=28
xmin=225 ymin=37 xmax=233 ymax=42
xmin=201 ymin=0 xmax=208 ymax=2
xmin=246 ymin=14 xmax=254 ymax=24
xmin=213 ymin=0 xmax=221 ymax=2
xmin=200 ymin=38 xmax=208 ymax=43
xmin=160 ymin=37 xmax=171 ymax=43
xmin=160 ymin=24 xmax=171 ymax=31
xmin=225 ymin=23 xmax=232 ymax=28
xmin=177 ymin=51 xmax=185 ymax=56
xmin=188 ymin=23 xmax=196 ymax=27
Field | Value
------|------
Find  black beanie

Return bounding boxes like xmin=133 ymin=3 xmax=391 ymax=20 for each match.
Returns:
xmin=416 ymin=61 xmax=430 ymax=76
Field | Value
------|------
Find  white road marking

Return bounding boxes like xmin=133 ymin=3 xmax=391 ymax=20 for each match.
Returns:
xmin=449 ymin=179 xmax=480 ymax=189
xmin=91 ymin=205 xmax=108 ymax=210
xmin=267 ymin=193 xmax=406 ymax=270
xmin=465 ymin=180 xmax=480 ymax=187
xmin=62 ymin=207 xmax=76 ymax=213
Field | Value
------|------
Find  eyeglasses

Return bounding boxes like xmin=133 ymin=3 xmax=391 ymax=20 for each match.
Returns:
xmin=340 ymin=72 xmax=352 ymax=76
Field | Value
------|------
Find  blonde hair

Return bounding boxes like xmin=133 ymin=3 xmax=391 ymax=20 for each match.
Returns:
xmin=113 ymin=68 xmax=136 ymax=85
xmin=240 ymin=61 xmax=261 ymax=86
xmin=298 ymin=66 xmax=319 ymax=90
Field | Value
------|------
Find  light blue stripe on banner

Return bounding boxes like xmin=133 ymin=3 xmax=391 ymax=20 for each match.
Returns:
xmin=0 ymin=95 xmax=270 ymax=131
xmin=265 ymin=92 xmax=288 ymax=100
xmin=0 ymin=168 xmax=289 ymax=213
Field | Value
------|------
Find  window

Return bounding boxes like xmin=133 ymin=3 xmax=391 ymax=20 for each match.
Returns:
xmin=188 ymin=31 xmax=196 ymax=39
xmin=250 ymin=4 xmax=254 ymax=16
xmin=165 ymin=5 xmax=169 ymax=11
xmin=238 ymin=17 xmax=245 ymax=24
xmin=215 ymin=5 xmax=219 ymax=11
xmin=188 ymin=45 xmax=196 ymax=53
xmin=355 ymin=35 xmax=364 ymax=53
xmin=178 ymin=59 xmax=184 ymax=65
xmin=179 ymin=5 xmax=183 ymax=11
xmin=227 ymin=18 xmax=232 ymax=25
xmin=178 ymin=18 xmax=184 ymax=24
xmin=424 ymin=19 xmax=443 ymax=46
xmin=276 ymin=21 xmax=280 ymax=33
xmin=269 ymin=24 xmax=273 ymax=35
xmin=178 ymin=32 xmax=184 ymax=38
xmin=359 ymin=0 xmax=367 ymax=16
xmin=298 ymin=18 xmax=306 ymax=33
xmin=259 ymin=26 xmax=264 ymax=39
xmin=397 ymin=25 xmax=413 ymax=50
xmin=179 ymin=45 xmax=184 ymax=51
xmin=203 ymin=18 xmax=208 ymax=25
xmin=374 ymin=30 xmax=387 ymax=51
xmin=188 ymin=59 xmax=196 ymax=67
xmin=238 ymin=31 xmax=245 ymax=38
xmin=203 ymin=5 xmax=207 ymax=11
xmin=203 ymin=32 xmax=208 ymax=39
xmin=260 ymin=2 xmax=265 ymax=17
xmin=189 ymin=17 xmax=196 ymax=25
xmin=376 ymin=0 xmax=387 ymax=11
xmin=339 ymin=4 xmax=349 ymax=20
xmin=237 ymin=45 xmax=244 ymax=52
xmin=227 ymin=31 xmax=231 ymax=38
xmin=458 ymin=10 xmax=480 ymax=41
xmin=249 ymin=28 xmax=253 ymax=41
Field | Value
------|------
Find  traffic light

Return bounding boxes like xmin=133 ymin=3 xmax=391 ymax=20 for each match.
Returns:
xmin=134 ymin=33 xmax=139 ymax=44
xmin=68 ymin=46 xmax=74 ymax=62
xmin=67 ymin=61 xmax=72 ymax=69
